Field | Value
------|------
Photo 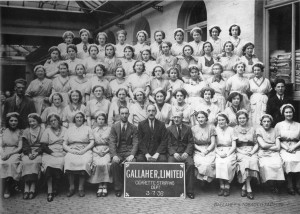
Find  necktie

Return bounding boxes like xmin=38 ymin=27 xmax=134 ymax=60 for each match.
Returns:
xmin=177 ymin=125 xmax=181 ymax=140
xmin=122 ymin=125 xmax=126 ymax=134
xmin=150 ymin=121 xmax=154 ymax=132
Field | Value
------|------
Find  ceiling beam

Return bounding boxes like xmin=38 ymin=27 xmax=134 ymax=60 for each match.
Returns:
xmin=0 ymin=4 xmax=84 ymax=13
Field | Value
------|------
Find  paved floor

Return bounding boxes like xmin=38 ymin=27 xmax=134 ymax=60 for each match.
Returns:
xmin=1 ymin=180 xmax=300 ymax=214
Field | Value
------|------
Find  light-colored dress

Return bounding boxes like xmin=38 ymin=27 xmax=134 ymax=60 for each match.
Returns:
xmin=150 ymin=42 xmax=162 ymax=60
xmin=143 ymin=60 xmax=157 ymax=77
xmin=108 ymin=101 xmax=129 ymax=126
xmin=239 ymin=55 xmax=260 ymax=79
xmin=126 ymin=73 xmax=150 ymax=92
xmin=171 ymin=42 xmax=188 ymax=56
xmin=83 ymin=56 xmax=103 ymax=78
xmin=85 ymin=98 xmax=111 ymax=127
xmin=25 ymin=78 xmax=52 ymax=114
xmin=171 ymin=102 xmax=193 ymax=125
xmin=198 ymin=56 xmax=216 ymax=81
xmin=234 ymin=126 xmax=259 ymax=183
xmin=219 ymin=54 xmax=240 ymax=80
xmin=97 ymin=45 xmax=106 ymax=61
xmin=189 ymin=41 xmax=204 ymax=59
xmin=115 ymin=43 xmax=129 ymax=58
xmin=40 ymin=127 xmax=66 ymax=172
xmin=249 ymin=77 xmax=272 ymax=127
xmin=207 ymin=38 xmax=223 ymax=58
xmin=88 ymin=126 xmax=112 ymax=183
xmin=215 ymin=126 xmax=237 ymax=183
xmin=64 ymin=58 xmax=83 ymax=78
xmin=133 ymin=43 xmax=150 ymax=60
xmin=120 ymin=58 xmax=136 ymax=76
xmin=257 ymin=126 xmax=285 ymax=182
xmin=103 ymin=57 xmax=122 ymax=81
xmin=229 ymin=37 xmax=246 ymax=57
xmin=69 ymin=77 xmax=90 ymax=100
xmin=44 ymin=60 xmax=61 ymax=79
xmin=41 ymin=106 xmax=65 ymax=124
xmin=224 ymin=106 xmax=240 ymax=128
xmin=275 ymin=121 xmax=300 ymax=173
xmin=192 ymin=102 xmax=220 ymax=126
xmin=155 ymin=103 xmax=172 ymax=126
xmin=207 ymin=77 xmax=226 ymax=111
xmin=87 ymin=77 xmax=112 ymax=100
xmin=192 ymin=124 xmax=216 ymax=182
xmin=149 ymin=78 xmax=171 ymax=96
xmin=109 ymin=78 xmax=128 ymax=103
xmin=64 ymin=125 xmax=94 ymax=175
xmin=183 ymin=79 xmax=207 ymax=106
xmin=57 ymin=43 xmax=69 ymax=60
xmin=52 ymin=75 xmax=71 ymax=107
xmin=156 ymin=55 xmax=178 ymax=73
xmin=177 ymin=56 xmax=198 ymax=80
xmin=0 ymin=129 xmax=22 ymax=181
xmin=128 ymin=102 xmax=148 ymax=127
xmin=169 ymin=79 xmax=184 ymax=104
xmin=62 ymin=104 xmax=86 ymax=127
xmin=76 ymin=43 xmax=90 ymax=60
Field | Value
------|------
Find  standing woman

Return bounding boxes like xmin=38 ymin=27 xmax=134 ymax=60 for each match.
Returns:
xmin=133 ymin=30 xmax=150 ymax=60
xmin=215 ymin=113 xmax=237 ymax=197
xmin=83 ymin=44 xmax=102 ymax=78
xmin=168 ymin=67 xmax=184 ymax=104
xmin=149 ymin=65 xmax=171 ymax=103
xmin=275 ymin=104 xmax=300 ymax=195
xmin=128 ymin=88 xmax=148 ymax=126
xmin=207 ymin=63 xmax=226 ymax=111
xmin=115 ymin=30 xmax=129 ymax=58
xmin=219 ymin=41 xmax=240 ymax=80
xmin=25 ymin=65 xmax=52 ymax=115
xmin=192 ymin=111 xmax=216 ymax=183
xmin=44 ymin=46 xmax=61 ymax=79
xmin=224 ymin=91 xmax=245 ymax=127
xmin=41 ymin=93 xmax=65 ymax=125
xmin=63 ymin=111 xmax=94 ymax=197
xmin=207 ymin=26 xmax=223 ymax=59
xmin=177 ymin=45 xmax=198 ymax=82
xmin=249 ymin=63 xmax=272 ymax=127
xmin=120 ymin=45 xmax=136 ymax=76
xmin=109 ymin=66 xmax=128 ymax=103
xmin=96 ymin=32 xmax=108 ymax=61
xmin=257 ymin=114 xmax=285 ymax=193
xmin=239 ymin=43 xmax=259 ymax=79
xmin=76 ymin=29 xmax=90 ymax=60
xmin=88 ymin=113 xmax=112 ymax=197
xmin=108 ymin=88 xmax=129 ymax=126
xmin=153 ymin=88 xmax=172 ymax=127
xmin=150 ymin=30 xmax=165 ymax=60
xmin=0 ymin=113 xmax=23 ymax=199
xmin=228 ymin=24 xmax=245 ymax=57
xmin=198 ymin=42 xmax=216 ymax=81
xmin=141 ymin=49 xmax=157 ymax=77
xmin=58 ymin=31 xmax=75 ymax=60
xmin=234 ymin=110 xmax=259 ymax=200
xmin=21 ymin=113 xmax=45 ymax=200
xmin=188 ymin=27 xmax=204 ymax=58
xmin=156 ymin=41 xmax=178 ymax=73
xmin=40 ymin=113 xmax=67 ymax=202
xmin=62 ymin=90 xmax=86 ymax=128
xmin=127 ymin=61 xmax=150 ymax=101
xmin=171 ymin=28 xmax=188 ymax=56
xmin=64 ymin=44 xmax=83 ymax=78
xmin=86 ymin=85 xmax=111 ymax=128
xmin=103 ymin=43 xmax=122 ymax=81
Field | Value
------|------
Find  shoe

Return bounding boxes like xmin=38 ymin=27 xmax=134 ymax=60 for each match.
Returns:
xmin=115 ymin=191 xmax=122 ymax=197
xmin=47 ymin=193 xmax=53 ymax=202
xmin=223 ymin=189 xmax=230 ymax=197
xmin=96 ymin=188 xmax=103 ymax=197
xmin=287 ymin=188 xmax=295 ymax=195
xmin=247 ymin=192 xmax=254 ymax=200
xmin=187 ymin=193 xmax=194 ymax=199
xmin=102 ymin=187 xmax=108 ymax=197
xmin=218 ymin=189 xmax=224 ymax=196
xmin=23 ymin=192 xmax=29 ymax=200
xmin=78 ymin=190 xmax=85 ymax=197
xmin=67 ymin=189 xmax=75 ymax=197
xmin=3 ymin=193 xmax=10 ymax=199
xmin=241 ymin=189 xmax=247 ymax=197
xmin=28 ymin=191 xmax=35 ymax=199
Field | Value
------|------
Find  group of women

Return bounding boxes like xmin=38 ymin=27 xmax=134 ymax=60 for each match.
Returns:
xmin=1 ymin=24 xmax=300 ymax=202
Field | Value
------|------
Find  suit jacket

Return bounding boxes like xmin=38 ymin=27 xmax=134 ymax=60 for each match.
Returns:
xmin=167 ymin=124 xmax=194 ymax=156
xmin=138 ymin=118 xmax=169 ymax=156
xmin=266 ymin=95 xmax=293 ymax=127
xmin=109 ymin=121 xmax=138 ymax=157
xmin=2 ymin=94 xmax=36 ymax=129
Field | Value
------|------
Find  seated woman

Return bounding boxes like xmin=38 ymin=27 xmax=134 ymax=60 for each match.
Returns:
xmin=108 ymin=88 xmax=130 ymax=126
xmin=168 ymin=67 xmax=184 ymax=104
xmin=44 ymin=46 xmax=61 ymax=79
xmin=127 ymin=61 xmax=150 ymax=101
xmin=86 ymin=85 xmax=111 ymax=128
xmin=40 ymin=113 xmax=67 ymax=202
xmin=64 ymin=44 xmax=83 ymax=78
xmin=76 ymin=28 xmax=90 ymax=60
xmin=188 ymin=27 xmax=204 ymax=59
xmin=198 ymin=42 xmax=216 ymax=81
xmin=224 ymin=91 xmax=245 ymax=127
xmin=69 ymin=64 xmax=90 ymax=104
xmin=96 ymin=32 xmax=107 ymax=61
xmin=51 ymin=62 xmax=71 ymax=107
xmin=133 ymin=30 xmax=150 ymax=60
xmin=171 ymin=28 xmax=188 ymax=56
xmin=275 ymin=104 xmax=300 ymax=195
xmin=0 ymin=112 xmax=23 ymax=199
xmin=128 ymin=88 xmax=148 ymax=127
xmin=239 ymin=42 xmax=259 ymax=79
xmin=62 ymin=90 xmax=86 ymax=128
xmin=156 ymin=41 xmax=178 ymax=73
xmin=88 ymin=112 xmax=112 ymax=197
xmin=257 ymin=114 xmax=285 ymax=194
xmin=21 ymin=113 xmax=45 ymax=200
xmin=115 ymin=30 xmax=129 ymax=59
xmin=41 ymin=93 xmax=65 ymax=125
xmin=219 ymin=41 xmax=240 ymax=80
xmin=192 ymin=111 xmax=216 ymax=183
xmin=234 ymin=110 xmax=259 ymax=200
xmin=25 ymin=65 xmax=52 ymax=115
xmin=207 ymin=63 xmax=226 ymax=111
xmin=149 ymin=65 xmax=171 ymax=103
xmin=120 ymin=45 xmax=136 ymax=76
xmin=171 ymin=88 xmax=193 ymax=126
xmin=215 ymin=113 xmax=237 ymax=197
xmin=63 ymin=111 xmax=94 ymax=197
xmin=207 ymin=26 xmax=223 ymax=59
xmin=141 ymin=49 xmax=157 ymax=77
xmin=177 ymin=45 xmax=198 ymax=82
xmin=109 ymin=66 xmax=128 ymax=103
xmin=103 ymin=43 xmax=122 ymax=81
xmin=83 ymin=44 xmax=103 ymax=79
xmin=58 ymin=31 xmax=75 ymax=60
xmin=153 ymin=88 xmax=172 ymax=127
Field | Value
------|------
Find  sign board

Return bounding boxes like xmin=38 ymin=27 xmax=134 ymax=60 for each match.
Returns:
xmin=124 ymin=162 xmax=185 ymax=198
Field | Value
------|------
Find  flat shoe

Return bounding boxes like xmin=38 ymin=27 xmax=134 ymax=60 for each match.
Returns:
xmin=241 ymin=189 xmax=247 ymax=197
xmin=218 ymin=189 xmax=224 ymax=196
xmin=78 ymin=190 xmax=85 ymax=197
xmin=23 ymin=192 xmax=29 ymax=200
xmin=247 ymin=192 xmax=254 ymax=200
xmin=28 ymin=191 xmax=35 ymax=199
xmin=47 ymin=193 xmax=53 ymax=202
xmin=96 ymin=188 xmax=103 ymax=197
xmin=287 ymin=188 xmax=295 ymax=195
xmin=187 ymin=193 xmax=194 ymax=199
xmin=224 ymin=189 xmax=230 ymax=197
xmin=3 ymin=193 xmax=10 ymax=199
xmin=102 ymin=188 xmax=108 ymax=197
xmin=115 ymin=191 xmax=121 ymax=197
xmin=67 ymin=189 xmax=75 ymax=197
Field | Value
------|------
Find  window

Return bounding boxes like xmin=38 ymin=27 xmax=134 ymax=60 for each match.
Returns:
xmin=132 ymin=17 xmax=151 ymax=45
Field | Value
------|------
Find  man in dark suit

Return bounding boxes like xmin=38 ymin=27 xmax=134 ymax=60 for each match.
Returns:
xmin=266 ymin=79 xmax=293 ymax=126
xmin=109 ymin=106 xmax=138 ymax=197
xmin=136 ymin=104 xmax=168 ymax=162
xmin=2 ymin=79 xmax=36 ymax=129
xmin=167 ymin=111 xmax=195 ymax=199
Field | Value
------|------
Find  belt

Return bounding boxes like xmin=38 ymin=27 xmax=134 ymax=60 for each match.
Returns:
xmin=237 ymin=141 xmax=255 ymax=147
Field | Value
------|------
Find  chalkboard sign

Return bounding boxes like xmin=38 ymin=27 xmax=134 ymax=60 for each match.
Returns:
xmin=124 ymin=162 xmax=185 ymax=198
